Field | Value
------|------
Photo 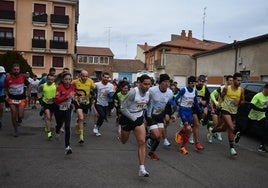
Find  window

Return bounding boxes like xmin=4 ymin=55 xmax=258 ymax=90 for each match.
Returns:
xmin=0 ymin=27 xmax=13 ymax=38
xmin=104 ymin=57 xmax=109 ymax=64
xmin=34 ymin=3 xmax=46 ymax=15
xmin=100 ymin=57 xmax=104 ymax=64
xmin=54 ymin=6 xmax=65 ymax=15
xmin=53 ymin=32 xmax=64 ymax=41
xmin=0 ymin=1 xmax=14 ymax=11
xmin=93 ymin=56 xmax=99 ymax=64
xmin=33 ymin=29 xmax=45 ymax=40
xmin=52 ymin=56 xmax=63 ymax=67
xmin=32 ymin=55 xmax=44 ymax=67
xmin=88 ymin=56 xmax=93 ymax=64
xmin=78 ymin=55 xmax=87 ymax=63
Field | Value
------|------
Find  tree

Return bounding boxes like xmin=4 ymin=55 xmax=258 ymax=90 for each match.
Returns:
xmin=0 ymin=51 xmax=33 ymax=75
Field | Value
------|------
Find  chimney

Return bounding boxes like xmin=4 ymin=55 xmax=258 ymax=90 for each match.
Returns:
xmin=188 ymin=30 xmax=192 ymax=41
xmin=145 ymin=42 xmax=148 ymax=46
xmin=180 ymin=30 xmax=186 ymax=40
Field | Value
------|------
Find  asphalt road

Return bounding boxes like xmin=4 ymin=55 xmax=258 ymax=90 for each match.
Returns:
xmin=0 ymin=105 xmax=268 ymax=188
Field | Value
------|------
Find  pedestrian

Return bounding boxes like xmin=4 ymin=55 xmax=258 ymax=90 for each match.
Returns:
xmin=38 ymin=74 xmax=56 ymax=140
xmin=29 ymin=74 xmax=39 ymax=109
xmin=0 ymin=66 xmax=6 ymax=129
xmin=234 ymin=83 xmax=268 ymax=152
xmin=212 ymin=72 xmax=245 ymax=156
xmin=146 ymin=74 xmax=176 ymax=160
xmin=119 ymin=74 xmax=151 ymax=177
xmin=92 ymin=72 xmax=114 ymax=136
xmin=72 ymin=70 xmax=95 ymax=143
xmin=174 ymin=76 xmax=203 ymax=154
xmin=54 ymin=72 xmax=75 ymax=154
xmin=4 ymin=64 xmax=30 ymax=137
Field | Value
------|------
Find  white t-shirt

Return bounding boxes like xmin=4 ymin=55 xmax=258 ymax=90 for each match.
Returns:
xmin=95 ymin=81 xmax=114 ymax=106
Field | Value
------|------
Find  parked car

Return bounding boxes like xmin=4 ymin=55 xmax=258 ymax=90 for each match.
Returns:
xmin=236 ymin=81 xmax=268 ymax=142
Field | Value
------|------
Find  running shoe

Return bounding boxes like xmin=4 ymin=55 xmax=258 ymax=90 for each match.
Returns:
xmin=147 ymin=138 xmax=153 ymax=149
xmin=258 ymin=145 xmax=267 ymax=153
xmin=95 ymin=131 xmax=101 ymax=137
xmin=215 ymin=132 xmax=223 ymax=142
xmin=93 ymin=124 xmax=98 ymax=134
xmin=148 ymin=152 xmax=159 ymax=160
xmin=138 ymin=169 xmax=149 ymax=177
xmin=78 ymin=139 xmax=84 ymax=144
xmin=47 ymin=131 xmax=52 ymax=139
xmin=188 ymin=134 xmax=194 ymax=144
xmin=180 ymin=147 xmax=188 ymax=155
xmin=163 ymin=138 xmax=171 ymax=146
xmin=230 ymin=148 xmax=238 ymax=156
xmin=175 ymin=132 xmax=182 ymax=144
xmin=207 ymin=127 xmax=213 ymax=144
xmin=234 ymin=131 xmax=241 ymax=143
xmin=195 ymin=143 xmax=204 ymax=150
xmin=79 ymin=131 xmax=84 ymax=144
xmin=65 ymin=146 xmax=72 ymax=155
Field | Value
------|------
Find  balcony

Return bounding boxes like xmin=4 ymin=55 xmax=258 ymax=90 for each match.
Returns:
xmin=0 ymin=10 xmax=15 ymax=24
xmin=50 ymin=14 xmax=69 ymax=29
xmin=32 ymin=39 xmax=46 ymax=52
xmin=32 ymin=13 xmax=48 ymax=26
xmin=0 ymin=37 xmax=14 ymax=50
xmin=50 ymin=40 xmax=68 ymax=53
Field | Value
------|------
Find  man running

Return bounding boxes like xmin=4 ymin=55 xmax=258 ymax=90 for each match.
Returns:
xmin=213 ymin=72 xmax=244 ymax=156
xmin=119 ymin=74 xmax=151 ymax=177
xmin=5 ymin=64 xmax=30 ymax=137
xmin=38 ymin=74 xmax=56 ymax=139
xmin=146 ymin=74 xmax=175 ymax=160
xmin=72 ymin=70 xmax=95 ymax=143
xmin=93 ymin=72 xmax=114 ymax=136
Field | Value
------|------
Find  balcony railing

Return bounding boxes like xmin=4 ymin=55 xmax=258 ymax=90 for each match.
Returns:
xmin=32 ymin=39 xmax=46 ymax=48
xmin=32 ymin=13 xmax=48 ymax=23
xmin=50 ymin=40 xmax=68 ymax=49
xmin=0 ymin=37 xmax=14 ymax=46
xmin=50 ymin=14 xmax=69 ymax=25
xmin=0 ymin=10 xmax=15 ymax=20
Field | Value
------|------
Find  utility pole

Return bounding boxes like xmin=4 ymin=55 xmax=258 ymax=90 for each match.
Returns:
xmin=105 ymin=26 xmax=112 ymax=48
xmin=202 ymin=7 xmax=207 ymax=41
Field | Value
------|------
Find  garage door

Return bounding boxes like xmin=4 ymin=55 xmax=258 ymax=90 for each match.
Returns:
xmin=173 ymin=76 xmax=187 ymax=89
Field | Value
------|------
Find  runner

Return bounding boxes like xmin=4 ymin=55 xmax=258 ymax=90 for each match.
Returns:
xmin=146 ymin=74 xmax=176 ymax=160
xmin=174 ymin=76 xmax=203 ymax=154
xmin=93 ymin=72 xmax=114 ymax=136
xmin=119 ymin=74 xmax=151 ymax=177
xmin=72 ymin=70 xmax=95 ymax=143
xmin=208 ymin=75 xmax=233 ymax=143
xmin=213 ymin=72 xmax=245 ymax=156
xmin=0 ymin=66 xmax=6 ymax=129
xmin=4 ymin=64 xmax=30 ymax=137
xmin=234 ymin=83 xmax=268 ymax=152
xmin=38 ymin=74 xmax=56 ymax=140
xmin=29 ymin=74 xmax=39 ymax=109
xmin=54 ymin=72 xmax=75 ymax=154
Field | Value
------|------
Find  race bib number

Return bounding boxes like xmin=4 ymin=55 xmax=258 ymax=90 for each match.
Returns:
xmin=79 ymin=96 xmax=88 ymax=103
xmin=46 ymin=98 xmax=54 ymax=104
xmin=12 ymin=99 xmax=21 ymax=104
xmin=59 ymin=103 xmax=70 ymax=111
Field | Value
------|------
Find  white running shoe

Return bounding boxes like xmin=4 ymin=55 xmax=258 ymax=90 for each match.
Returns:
xmin=93 ymin=125 xmax=98 ymax=134
xmin=138 ymin=169 xmax=149 ymax=177
xmin=216 ymin=132 xmax=223 ymax=142
xmin=95 ymin=132 xmax=101 ymax=137
xmin=65 ymin=146 xmax=72 ymax=155
xmin=189 ymin=134 xmax=194 ymax=144
xmin=163 ymin=138 xmax=171 ymax=146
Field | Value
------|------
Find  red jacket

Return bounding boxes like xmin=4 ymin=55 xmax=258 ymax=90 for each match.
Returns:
xmin=55 ymin=83 xmax=76 ymax=104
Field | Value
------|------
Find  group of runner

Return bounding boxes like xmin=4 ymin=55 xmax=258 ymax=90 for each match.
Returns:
xmin=0 ymin=64 xmax=267 ymax=177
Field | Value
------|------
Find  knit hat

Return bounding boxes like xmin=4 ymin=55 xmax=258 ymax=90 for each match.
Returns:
xmin=159 ymin=74 xmax=170 ymax=83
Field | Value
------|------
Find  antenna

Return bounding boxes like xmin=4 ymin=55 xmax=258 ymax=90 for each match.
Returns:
xmin=202 ymin=7 xmax=207 ymax=41
xmin=105 ymin=26 xmax=112 ymax=48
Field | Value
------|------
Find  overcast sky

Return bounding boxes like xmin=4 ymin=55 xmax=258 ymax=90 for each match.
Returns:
xmin=78 ymin=0 xmax=268 ymax=59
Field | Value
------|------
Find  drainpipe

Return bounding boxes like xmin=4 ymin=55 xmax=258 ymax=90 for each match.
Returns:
xmin=233 ymin=40 xmax=238 ymax=73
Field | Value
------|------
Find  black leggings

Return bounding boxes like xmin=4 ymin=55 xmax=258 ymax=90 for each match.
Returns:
xmin=247 ymin=118 xmax=267 ymax=145
xmin=55 ymin=106 xmax=73 ymax=148
xmin=95 ymin=104 xmax=107 ymax=128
